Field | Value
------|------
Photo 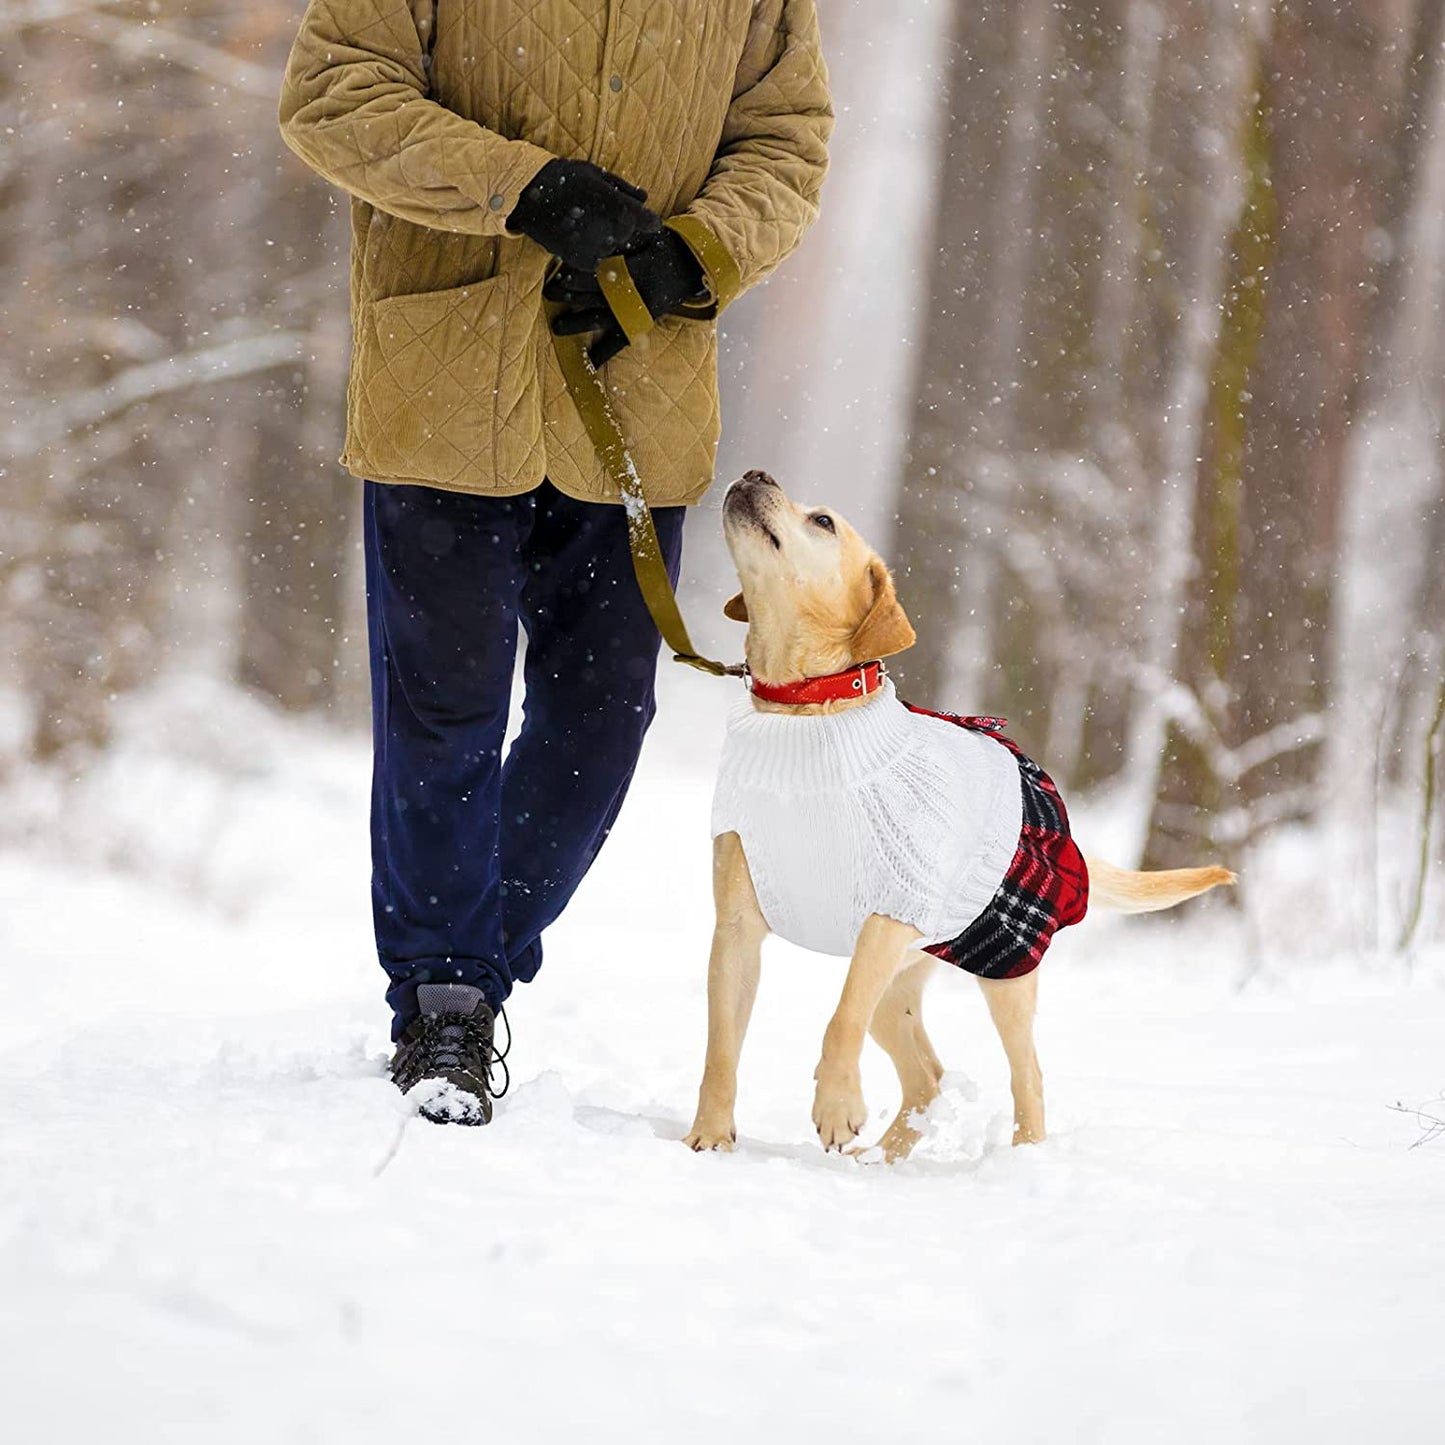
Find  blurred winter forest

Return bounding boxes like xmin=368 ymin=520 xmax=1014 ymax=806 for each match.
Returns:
xmin=2 ymin=0 xmax=1442 ymax=951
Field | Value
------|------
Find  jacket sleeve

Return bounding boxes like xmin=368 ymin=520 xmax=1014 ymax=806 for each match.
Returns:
xmin=277 ymin=0 xmax=552 ymax=234
xmin=681 ymin=0 xmax=833 ymax=302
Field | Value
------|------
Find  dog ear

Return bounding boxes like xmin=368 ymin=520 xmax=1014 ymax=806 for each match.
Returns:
xmin=723 ymin=591 xmax=749 ymax=623
xmin=850 ymin=561 xmax=916 ymax=661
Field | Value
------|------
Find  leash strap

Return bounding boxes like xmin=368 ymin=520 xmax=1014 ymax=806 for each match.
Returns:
xmin=595 ymin=255 xmax=656 ymax=346
xmin=547 ymin=287 xmax=739 ymax=678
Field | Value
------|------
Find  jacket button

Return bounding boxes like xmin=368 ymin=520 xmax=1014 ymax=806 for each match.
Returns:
xmin=609 ymin=74 xmax=623 ymax=92
xmin=488 ymin=194 xmax=506 ymax=210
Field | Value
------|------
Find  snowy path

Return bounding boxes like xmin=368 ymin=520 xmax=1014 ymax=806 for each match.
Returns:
xmin=2 ymin=686 xmax=1443 ymax=1443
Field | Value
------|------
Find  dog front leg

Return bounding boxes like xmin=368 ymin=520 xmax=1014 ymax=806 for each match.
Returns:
xmin=685 ymin=833 xmax=767 ymax=1152
xmin=812 ymin=914 xmax=921 ymax=1151
xmin=867 ymin=954 xmax=943 ymax=1162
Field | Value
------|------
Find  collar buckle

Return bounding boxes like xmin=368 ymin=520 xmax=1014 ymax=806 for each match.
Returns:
xmin=852 ymin=660 xmax=886 ymax=696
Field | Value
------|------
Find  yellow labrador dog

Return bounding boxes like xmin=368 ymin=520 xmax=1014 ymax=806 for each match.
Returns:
xmin=685 ymin=470 xmax=1233 ymax=1161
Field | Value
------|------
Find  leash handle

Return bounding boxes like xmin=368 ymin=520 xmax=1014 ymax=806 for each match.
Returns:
xmin=595 ymin=255 xmax=655 ymax=346
xmin=593 ymin=216 xmax=743 ymax=329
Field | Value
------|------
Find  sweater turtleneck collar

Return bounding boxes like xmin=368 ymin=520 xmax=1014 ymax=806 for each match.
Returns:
xmin=724 ymin=679 xmax=921 ymax=790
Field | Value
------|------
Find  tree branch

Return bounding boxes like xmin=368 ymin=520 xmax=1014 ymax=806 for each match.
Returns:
xmin=2 ymin=331 xmax=308 ymax=460
xmin=1398 ymin=665 xmax=1445 ymax=953
xmin=2 ymin=2 xmax=278 ymax=100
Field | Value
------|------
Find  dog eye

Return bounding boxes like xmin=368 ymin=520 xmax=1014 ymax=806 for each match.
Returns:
xmin=811 ymin=513 xmax=835 ymax=533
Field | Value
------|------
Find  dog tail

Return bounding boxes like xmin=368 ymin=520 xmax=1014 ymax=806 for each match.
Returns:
xmin=1083 ymin=855 xmax=1236 ymax=914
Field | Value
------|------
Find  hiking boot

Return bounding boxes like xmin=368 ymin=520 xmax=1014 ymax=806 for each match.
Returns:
xmin=390 ymin=983 xmax=509 ymax=1126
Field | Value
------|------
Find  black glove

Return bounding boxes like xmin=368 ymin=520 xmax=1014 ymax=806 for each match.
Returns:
xmin=545 ymin=226 xmax=707 ymax=365
xmin=508 ymin=159 xmax=661 ymax=271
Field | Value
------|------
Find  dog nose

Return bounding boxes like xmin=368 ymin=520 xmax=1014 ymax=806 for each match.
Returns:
xmin=736 ymin=469 xmax=779 ymax=490
xmin=726 ymin=469 xmax=779 ymax=505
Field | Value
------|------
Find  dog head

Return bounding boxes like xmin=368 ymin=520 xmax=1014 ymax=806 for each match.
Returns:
xmin=721 ymin=469 xmax=915 ymax=686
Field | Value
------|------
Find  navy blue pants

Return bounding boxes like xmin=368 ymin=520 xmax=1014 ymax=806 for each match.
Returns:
xmin=364 ymin=480 xmax=684 ymax=1038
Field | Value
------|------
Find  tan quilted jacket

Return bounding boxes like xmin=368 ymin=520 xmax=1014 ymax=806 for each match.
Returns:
xmin=279 ymin=0 xmax=831 ymax=505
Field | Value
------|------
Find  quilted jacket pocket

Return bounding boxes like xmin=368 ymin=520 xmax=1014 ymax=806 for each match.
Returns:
xmin=349 ymin=274 xmax=539 ymax=491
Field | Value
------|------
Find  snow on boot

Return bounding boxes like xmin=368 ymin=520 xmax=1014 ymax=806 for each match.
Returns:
xmin=390 ymin=984 xmax=508 ymax=1126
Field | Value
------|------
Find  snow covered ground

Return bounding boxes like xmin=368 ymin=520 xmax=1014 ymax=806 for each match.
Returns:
xmin=3 ymin=675 xmax=1443 ymax=1443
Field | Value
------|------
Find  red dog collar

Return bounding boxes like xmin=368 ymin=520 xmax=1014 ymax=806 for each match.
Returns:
xmin=748 ymin=660 xmax=886 ymax=706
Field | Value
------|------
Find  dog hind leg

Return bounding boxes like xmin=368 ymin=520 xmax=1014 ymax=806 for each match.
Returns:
xmin=914 ymin=984 xmax=946 ymax=1087
xmin=978 ymin=970 xmax=1045 ymax=1145
xmin=866 ymin=954 xmax=942 ymax=1161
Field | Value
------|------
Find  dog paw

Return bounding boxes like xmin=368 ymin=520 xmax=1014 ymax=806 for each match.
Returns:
xmin=870 ymin=1109 xmax=927 ymax=1163
xmin=812 ymin=1071 xmax=866 ymax=1151
xmin=683 ymin=1118 xmax=737 ymax=1152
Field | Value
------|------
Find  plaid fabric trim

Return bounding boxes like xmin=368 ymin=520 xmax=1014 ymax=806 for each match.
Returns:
xmin=905 ymin=705 xmax=1090 ymax=980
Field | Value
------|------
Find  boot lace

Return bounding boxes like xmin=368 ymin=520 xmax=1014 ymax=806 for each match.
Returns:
xmin=413 ymin=1004 xmax=511 ymax=1099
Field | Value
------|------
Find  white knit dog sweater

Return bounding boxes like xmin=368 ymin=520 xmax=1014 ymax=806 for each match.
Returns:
xmin=711 ymin=680 xmax=1024 ymax=957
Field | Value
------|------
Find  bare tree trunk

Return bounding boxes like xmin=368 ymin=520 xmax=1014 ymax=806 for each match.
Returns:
xmin=1325 ymin=3 xmax=1445 ymax=936
xmin=1146 ymin=79 xmax=1276 ymax=870
xmin=1119 ymin=0 xmax=1258 ymax=865
xmin=1149 ymin=0 xmax=1398 ymax=868
xmin=1090 ymin=0 xmax=1162 ymax=482
xmin=892 ymin=0 xmax=1055 ymax=709
xmin=700 ymin=0 xmax=954 ymax=648
xmin=1233 ymin=0 xmax=1395 ymax=799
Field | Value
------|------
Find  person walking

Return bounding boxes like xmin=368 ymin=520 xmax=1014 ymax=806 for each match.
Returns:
xmin=279 ymin=1 xmax=832 ymax=1124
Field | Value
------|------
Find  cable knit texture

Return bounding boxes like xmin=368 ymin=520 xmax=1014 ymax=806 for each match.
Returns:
xmin=712 ymin=681 xmax=1024 ymax=957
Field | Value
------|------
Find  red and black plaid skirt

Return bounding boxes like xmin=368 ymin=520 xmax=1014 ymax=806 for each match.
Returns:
xmin=904 ymin=705 xmax=1090 ymax=980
